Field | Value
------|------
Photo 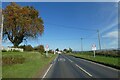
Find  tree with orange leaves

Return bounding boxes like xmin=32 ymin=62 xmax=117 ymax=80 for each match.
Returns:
xmin=3 ymin=2 xmax=44 ymax=47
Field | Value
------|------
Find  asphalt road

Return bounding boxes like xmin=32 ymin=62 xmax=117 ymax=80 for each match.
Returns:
xmin=43 ymin=54 xmax=119 ymax=78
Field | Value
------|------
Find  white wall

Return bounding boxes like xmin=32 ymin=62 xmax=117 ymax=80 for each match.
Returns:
xmin=2 ymin=47 xmax=23 ymax=52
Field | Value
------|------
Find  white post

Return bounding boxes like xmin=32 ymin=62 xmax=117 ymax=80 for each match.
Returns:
xmin=54 ymin=50 xmax=55 ymax=54
xmin=45 ymin=44 xmax=49 ymax=57
xmin=46 ymin=51 xmax=48 ymax=57
xmin=92 ymin=44 xmax=96 ymax=58
xmin=93 ymin=50 xmax=95 ymax=58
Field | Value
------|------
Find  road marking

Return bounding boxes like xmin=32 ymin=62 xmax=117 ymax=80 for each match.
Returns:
xmin=64 ymin=55 xmax=92 ymax=77
xmin=64 ymin=56 xmax=73 ymax=63
xmin=69 ymin=59 xmax=73 ymax=62
xmin=42 ymin=64 xmax=53 ymax=79
xmin=58 ymin=58 xmax=66 ymax=62
xmin=78 ymin=58 xmax=119 ymax=72
xmin=54 ymin=55 xmax=58 ymax=62
xmin=75 ymin=64 xmax=92 ymax=77
xmin=41 ymin=55 xmax=59 ymax=79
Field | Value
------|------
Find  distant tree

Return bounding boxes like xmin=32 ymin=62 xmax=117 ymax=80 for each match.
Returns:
xmin=60 ymin=50 xmax=62 ymax=52
xmin=63 ymin=49 xmax=68 ymax=53
xmin=63 ymin=49 xmax=67 ymax=52
xmin=3 ymin=2 xmax=44 ymax=47
xmin=18 ymin=45 xmax=25 ymax=50
xmin=55 ymin=48 xmax=59 ymax=51
xmin=34 ymin=47 xmax=38 ymax=51
xmin=39 ymin=45 xmax=45 ymax=53
xmin=69 ymin=48 xmax=72 ymax=53
xmin=63 ymin=48 xmax=72 ymax=53
xmin=63 ymin=49 xmax=67 ymax=53
xmin=24 ymin=45 xmax=33 ymax=51
xmin=34 ymin=45 xmax=45 ymax=53
xmin=48 ymin=49 xmax=54 ymax=54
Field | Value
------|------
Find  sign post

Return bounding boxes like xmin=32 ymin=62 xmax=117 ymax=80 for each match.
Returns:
xmin=45 ymin=44 xmax=49 ymax=57
xmin=92 ymin=44 xmax=96 ymax=58
xmin=54 ymin=50 xmax=55 ymax=54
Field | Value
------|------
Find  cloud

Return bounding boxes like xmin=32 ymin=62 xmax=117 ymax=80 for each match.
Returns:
xmin=102 ymin=30 xmax=118 ymax=38
xmin=100 ymin=3 xmax=118 ymax=34
xmin=109 ymin=39 xmax=118 ymax=48
xmin=102 ymin=30 xmax=118 ymax=49
xmin=100 ymin=16 xmax=117 ymax=34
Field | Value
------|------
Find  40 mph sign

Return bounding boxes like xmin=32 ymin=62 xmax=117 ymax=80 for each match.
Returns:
xmin=92 ymin=44 xmax=96 ymax=51
xmin=45 ymin=44 xmax=49 ymax=51
xmin=45 ymin=44 xmax=49 ymax=57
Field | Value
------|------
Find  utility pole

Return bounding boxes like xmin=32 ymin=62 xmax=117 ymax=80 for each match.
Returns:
xmin=97 ymin=30 xmax=101 ymax=50
xmin=81 ymin=38 xmax=83 ymax=53
xmin=0 ymin=15 xmax=3 ymax=80
xmin=0 ymin=15 xmax=3 ymax=51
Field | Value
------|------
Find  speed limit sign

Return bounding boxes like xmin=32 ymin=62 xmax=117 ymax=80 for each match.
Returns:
xmin=45 ymin=44 xmax=49 ymax=51
xmin=92 ymin=44 xmax=96 ymax=51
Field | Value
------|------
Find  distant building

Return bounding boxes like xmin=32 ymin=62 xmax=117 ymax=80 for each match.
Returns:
xmin=2 ymin=46 xmax=23 ymax=52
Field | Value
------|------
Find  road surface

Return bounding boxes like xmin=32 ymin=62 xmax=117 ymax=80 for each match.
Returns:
xmin=42 ymin=54 xmax=119 ymax=78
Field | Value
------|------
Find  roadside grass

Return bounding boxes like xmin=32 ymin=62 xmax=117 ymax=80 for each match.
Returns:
xmin=69 ymin=52 xmax=119 ymax=68
xmin=2 ymin=52 xmax=56 ymax=78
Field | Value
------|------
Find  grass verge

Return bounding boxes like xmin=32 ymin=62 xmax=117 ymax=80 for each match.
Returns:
xmin=69 ymin=52 xmax=120 ymax=69
xmin=2 ymin=52 xmax=57 ymax=78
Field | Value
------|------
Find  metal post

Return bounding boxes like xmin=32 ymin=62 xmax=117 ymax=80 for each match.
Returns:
xmin=45 ymin=44 xmax=49 ymax=57
xmin=46 ymin=51 xmax=48 ymax=57
xmin=97 ymin=30 xmax=101 ymax=50
xmin=81 ymin=38 xmax=83 ymax=53
xmin=93 ymin=50 xmax=95 ymax=57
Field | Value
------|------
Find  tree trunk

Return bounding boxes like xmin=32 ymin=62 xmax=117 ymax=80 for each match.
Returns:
xmin=12 ymin=35 xmax=24 ymax=48
xmin=13 ymin=43 xmax=19 ymax=48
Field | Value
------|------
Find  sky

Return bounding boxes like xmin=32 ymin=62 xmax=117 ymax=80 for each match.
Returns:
xmin=2 ymin=2 xmax=118 ymax=51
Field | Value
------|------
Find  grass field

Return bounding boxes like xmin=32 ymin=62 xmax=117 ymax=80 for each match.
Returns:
xmin=2 ymin=52 xmax=56 ymax=78
xmin=69 ymin=52 xmax=119 ymax=68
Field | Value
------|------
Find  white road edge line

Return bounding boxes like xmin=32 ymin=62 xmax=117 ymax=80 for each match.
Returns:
xmin=41 ymin=64 xmax=53 ymax=79
xmin=79 ymin=58 xmax=119 ymax=71
xmin=41 ymin=56 xmax=58 ymax=80
xmin=75 ymin=64 xmax=92 ymax=77
xmin=41 ymin=55 xmax=58 ymax=79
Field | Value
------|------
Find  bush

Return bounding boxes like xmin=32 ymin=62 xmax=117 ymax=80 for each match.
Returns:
xmin=48 ymin=50 xmax=54 ymax=54
xmin=24 ymin=45 xmax=33 ymax=51
xmin=34 ymin=45 xmax=45 ymax=54
xmin=12 ymin=50 xmax=20 ymax=52
xmin=2 ymin=55 xmax=25 ymax=65
xmin=2 ymin=50 xmax=7 ymax=52
xmin=96 ymin=50 xmax=118 ymax=57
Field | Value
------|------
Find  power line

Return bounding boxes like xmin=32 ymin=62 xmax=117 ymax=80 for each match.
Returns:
xmin=36 ymin=37 xmax=117 ymax=41
xmin=45 ymin=22 xmax=97 ymax=32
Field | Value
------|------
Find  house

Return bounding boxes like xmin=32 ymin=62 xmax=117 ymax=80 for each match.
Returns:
xmin=2 ymin=46 xmax=23 ymax=52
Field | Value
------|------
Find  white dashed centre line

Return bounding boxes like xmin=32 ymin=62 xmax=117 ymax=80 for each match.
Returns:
xmin=64 ymin=55 xmax=92 ymax=77
xmin=75 ymin=64 xmax=92 ymax=77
